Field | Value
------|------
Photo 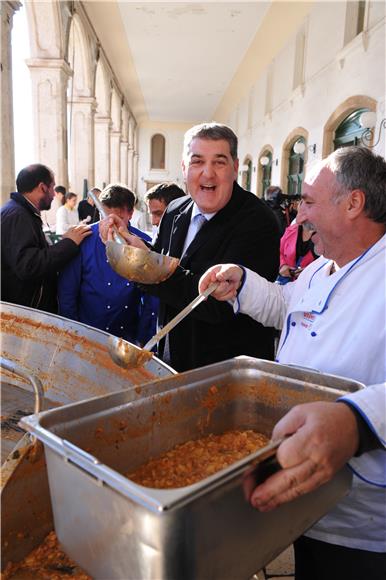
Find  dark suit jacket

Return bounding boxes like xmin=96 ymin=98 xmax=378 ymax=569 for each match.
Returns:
xmin=1 ymin=192 xmax=79 ymax=313
xmin=140 ymin=182 xmax=280 ymax=372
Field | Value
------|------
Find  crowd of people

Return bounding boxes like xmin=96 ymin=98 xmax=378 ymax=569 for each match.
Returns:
xmin=1 ymin=122 xmax=385 ymax=579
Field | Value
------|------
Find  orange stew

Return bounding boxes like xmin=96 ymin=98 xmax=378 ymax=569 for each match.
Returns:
xmin=128 ymin=429 xmax=269 ymax=489
xmin=2 ymin=531 xmax=91 ymax=580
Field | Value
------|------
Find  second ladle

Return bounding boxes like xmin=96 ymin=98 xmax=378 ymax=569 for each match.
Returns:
xmin=108 ymin=282 xmax=219 ymax=369
xmin=89 ymin=190 xmax=179 ymax=284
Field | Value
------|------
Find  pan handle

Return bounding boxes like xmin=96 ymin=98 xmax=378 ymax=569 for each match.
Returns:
xmin=0 ymin=357 xmax=45 ymax=414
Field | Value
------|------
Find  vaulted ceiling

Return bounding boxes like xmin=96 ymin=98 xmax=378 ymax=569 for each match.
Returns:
xmin=83 ymin=1 xmax=314 ymax=124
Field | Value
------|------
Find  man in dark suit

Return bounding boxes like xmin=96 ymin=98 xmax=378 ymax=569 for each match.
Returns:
xmin=102 ymin=123 xmax=280 ymax=372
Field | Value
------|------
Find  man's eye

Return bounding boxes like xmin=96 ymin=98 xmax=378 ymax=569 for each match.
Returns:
xmin=190 ymin=159 xmax=202 ymax=165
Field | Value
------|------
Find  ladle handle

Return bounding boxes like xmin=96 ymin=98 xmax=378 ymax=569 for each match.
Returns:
xmin=88 ymin=190 xmax=126 ymax=246
xmin=143 ymin=282 xmax=218 ymax=351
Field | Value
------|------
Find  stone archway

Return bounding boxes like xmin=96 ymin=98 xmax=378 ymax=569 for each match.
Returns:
xmin=24 ymin=0 xmax=70 ymax=187
xmin=67 ymin=13 xmax=96 ymax=195
xmin=110 ymin=86 xmax=122 ymax=183
xmin=322 ymin=95 xmax=377 ymax=157
xmin=94 ymin=57 xmax=112 ymax=188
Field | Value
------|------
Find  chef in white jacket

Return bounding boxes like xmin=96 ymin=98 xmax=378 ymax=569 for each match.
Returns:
xmin=199 ymin=145 xmax=386 ymax=580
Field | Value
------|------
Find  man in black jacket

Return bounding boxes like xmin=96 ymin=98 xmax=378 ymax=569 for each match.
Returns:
xmin=1 ymin=164 xmax=91 ymax=313
xmin=101 ymin=123 xmax=280 ymax=372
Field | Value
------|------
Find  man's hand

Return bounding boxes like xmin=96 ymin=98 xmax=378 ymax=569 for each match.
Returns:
xmin=249 ymin=402 xmax=359 ymax=512
xmin=279 ymin=264 xmax=292 ymax=278
xmin=63 ymin=224 xmax=92 ymax=246
xmin=98 ymin=215 xmax=148 ymax=250
xmin=198 ymin=264 xmax=244 ymax=301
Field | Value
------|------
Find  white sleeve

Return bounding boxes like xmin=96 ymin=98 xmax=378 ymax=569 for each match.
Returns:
xmin=339 ymin=384 xmax=386 ymax=444
xmin=232 ymin=268 xmax=293 ymax=330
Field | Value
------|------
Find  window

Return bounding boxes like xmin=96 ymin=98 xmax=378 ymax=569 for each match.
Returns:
xmin=151 ymin=134 xmax=165 ymax=169
xmin=333 ymin=108 xmax=369 ymax=150
xmin=287 ymin=139 xmax=305 ymax=195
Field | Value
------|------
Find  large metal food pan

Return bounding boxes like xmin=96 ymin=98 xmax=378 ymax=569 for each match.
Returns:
xmin=1 ymin=301 xmax=175 ymax=570
xmin=21 ymin=357 xmax=364 ymax=580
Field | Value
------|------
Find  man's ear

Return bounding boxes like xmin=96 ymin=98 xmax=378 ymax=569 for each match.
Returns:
xmin=128 ymin=208 xmax=134 ymax=220
xmin=347 ymin=189 xmax=366 ymax=219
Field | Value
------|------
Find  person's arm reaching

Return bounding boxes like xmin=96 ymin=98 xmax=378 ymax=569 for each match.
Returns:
xmin=199 ymin=264 xmax=288 ymax=330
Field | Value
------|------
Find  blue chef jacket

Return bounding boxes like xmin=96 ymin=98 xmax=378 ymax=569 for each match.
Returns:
xmin=58 ymin=222 xmax=157 ymax=345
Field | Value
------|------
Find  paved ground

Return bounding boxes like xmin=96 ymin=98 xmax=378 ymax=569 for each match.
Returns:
xmin=252 ymin=546 xmax=294 ymax=580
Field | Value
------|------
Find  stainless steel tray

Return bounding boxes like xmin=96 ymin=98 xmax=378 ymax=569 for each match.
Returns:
xmin=21 ymin=357 xmax=364 ymax=579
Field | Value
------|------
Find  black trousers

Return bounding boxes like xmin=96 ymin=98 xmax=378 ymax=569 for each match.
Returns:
xmin=294 ymin=536 xmax=386 ymax=580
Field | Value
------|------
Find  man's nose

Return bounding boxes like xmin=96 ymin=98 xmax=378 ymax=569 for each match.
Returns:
xmin=202 ymin=162 xmax=215 ymax=177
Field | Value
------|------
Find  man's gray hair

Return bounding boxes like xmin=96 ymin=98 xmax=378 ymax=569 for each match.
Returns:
xmin=183 ymin=122 xmax=238 ymax=161
xmin=327 ymin=146 xmax=386 ymax=225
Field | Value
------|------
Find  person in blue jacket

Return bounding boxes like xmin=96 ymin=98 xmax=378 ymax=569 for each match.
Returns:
xmin=58 ymin=184 xmax=157 ymax=346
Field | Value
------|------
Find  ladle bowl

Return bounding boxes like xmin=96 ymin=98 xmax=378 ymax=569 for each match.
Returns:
xmin=106 ymin=241 xmax=179 ymax=284
xmin=108 ymin=282 xmax=218 ymax=369
xmin=88 ymin=189 xmax=179 ymax=284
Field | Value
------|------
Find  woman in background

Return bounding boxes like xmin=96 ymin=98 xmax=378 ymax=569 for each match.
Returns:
xmin=277 ymin=221 xmax=317 ymax=284
xmin=56 ymin=192 xmax=79 ymax=235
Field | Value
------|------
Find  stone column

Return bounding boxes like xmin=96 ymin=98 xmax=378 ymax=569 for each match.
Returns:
xmin=110 ymin=130 xmax=121 ymax=183
xmin=133 ymin=151 xmax=139 ymax=194
xmin=67 ymin=96 xmax=96 ymax=194
xmin=26 ymin=57 xmax=71 ymax=188
xmin=0 ymin=1 xmax=21 ymax=203
xmin=127 ymin=145 xmax=134 ymax=190
xmin=94 ymin=115 xmax=111 ymax=188
xmin=120 ymin=140 xmax=128 ymax=186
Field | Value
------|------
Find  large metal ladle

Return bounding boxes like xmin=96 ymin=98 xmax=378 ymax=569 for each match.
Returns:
xmin=89 ymin=191 xmax=179 ymax=284
xmin=108 ymin=282 xmax=219 ymax=369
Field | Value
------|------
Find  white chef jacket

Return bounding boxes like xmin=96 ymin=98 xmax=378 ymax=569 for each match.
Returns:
xmin=236 ymin=233 xmax=386 ymax=551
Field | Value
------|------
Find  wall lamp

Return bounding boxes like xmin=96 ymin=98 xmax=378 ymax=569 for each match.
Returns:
xmin=293 ymin=140 xmax=316 ymax=155
xmin=241 ymin=164 xmax=251 ymax=172
xmin=259 ymin=155 xmax=270 ymax=166
xmin=360 ymin=112 xmax=386 ymax=148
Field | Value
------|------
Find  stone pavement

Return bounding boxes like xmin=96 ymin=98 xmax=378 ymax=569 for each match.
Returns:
xmin=252 ymin=545 xmax=294 ymax=580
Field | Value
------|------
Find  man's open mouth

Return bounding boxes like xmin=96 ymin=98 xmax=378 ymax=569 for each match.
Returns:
xmin=200 ymin=184 xmax=216 ymax=192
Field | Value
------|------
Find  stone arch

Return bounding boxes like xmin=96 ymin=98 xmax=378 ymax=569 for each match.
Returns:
xmin=95 ymin=57 xmax=111 ymax=117
xmin=67 ymin=13 xmax=93 ymax=97
xmin=111 ymin=86 xmax=122 ymax=132
xmin=280 ymin=127 xmax=309 ymax=192
xmin=25 ymin=0 xmax=64 ymax=59
xmin=322 ymin=95 xmax=377 ymax=157
xmin=256 ymin=144 xmax=273 ymax=198
xmin=110 ymin=86 xmax=122 ymax=182
xmin=67 ymin=13 xmax=95 ymax=193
